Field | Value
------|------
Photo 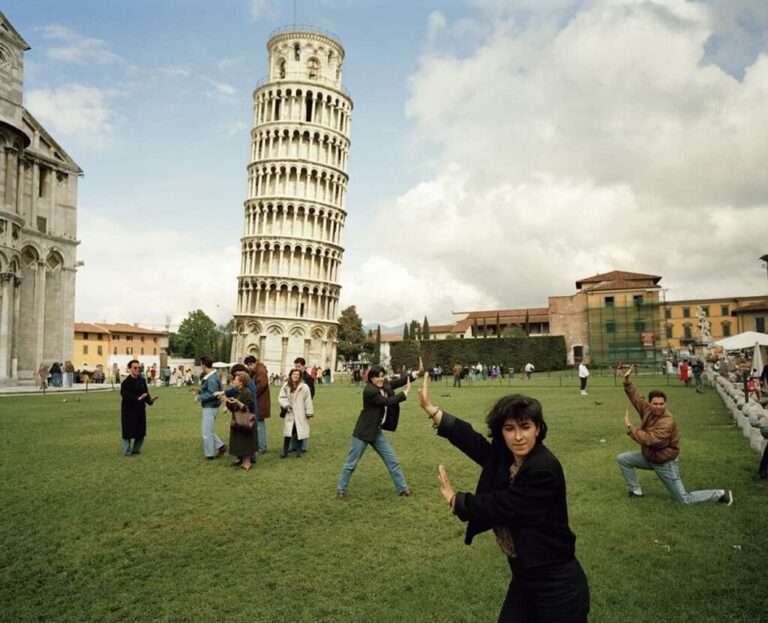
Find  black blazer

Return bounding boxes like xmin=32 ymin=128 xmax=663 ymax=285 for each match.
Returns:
xmin=352 ymin=373 xmax=414 ymax=443
xmin=438 ymin=412 xmax=576 ymax=571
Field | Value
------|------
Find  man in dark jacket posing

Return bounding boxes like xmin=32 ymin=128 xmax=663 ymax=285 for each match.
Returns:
xmin=120 ymin=359 xmax=158 ymax=456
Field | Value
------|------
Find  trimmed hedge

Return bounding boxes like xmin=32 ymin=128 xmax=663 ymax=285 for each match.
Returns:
xmin=390 ymin=336 xmax=567 ymax=372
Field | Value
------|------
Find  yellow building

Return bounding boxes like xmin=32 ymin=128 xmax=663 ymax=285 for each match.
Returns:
xmin=731 ymin=299 xmax=768 ymax=334
xmin=663 ymin=295 xmax=766 ymax=350
xmin=73 ymin=323 xmax=110 ymax=369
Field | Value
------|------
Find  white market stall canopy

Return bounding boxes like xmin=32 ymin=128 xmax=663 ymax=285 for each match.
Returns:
xmin=713 ymin=331 xmax=768 ymax=350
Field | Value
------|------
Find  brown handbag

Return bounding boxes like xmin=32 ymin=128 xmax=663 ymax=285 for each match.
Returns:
xmin=231 ymin=408 xmax=256 ymax=431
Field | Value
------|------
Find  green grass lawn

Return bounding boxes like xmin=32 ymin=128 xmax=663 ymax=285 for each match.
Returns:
xmin=1 ymin=378 xmax=766 ymax=622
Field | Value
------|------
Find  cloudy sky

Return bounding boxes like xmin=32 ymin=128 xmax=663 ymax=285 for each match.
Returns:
xmin=7 ymin=0 xmax=768 ymax=330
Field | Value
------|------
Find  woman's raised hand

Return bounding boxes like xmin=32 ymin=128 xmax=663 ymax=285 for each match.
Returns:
xmin=438 ymin=464 xmax=456 ymax=507
xmin=404 ymin=376 xmax=411 ymax=396
xmin=418 ymin=373 xmax=432 ymax=411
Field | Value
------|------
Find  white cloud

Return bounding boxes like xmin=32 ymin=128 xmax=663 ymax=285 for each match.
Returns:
xmin=38 ymin=23 xmax=121 ymax=65
xmin=159 ymin=66 xmax=192 ymax=78
xmin=250 ymin=0 xmax=278 ymax=22
xmin=75 ymin=211 xmax=239 ymax=328
xmin=26 ymin=83 xmax=114 ymax=138
xmin=203 ymin=77 xmax=237 ymax=102
xmin=355 ymin=0 xmax=768 ymax=324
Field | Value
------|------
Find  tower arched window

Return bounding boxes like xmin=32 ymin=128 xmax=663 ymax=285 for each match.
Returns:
xmin=294 ymin=44 xmax=301 ymax=61
xmin=307 ymin=57 xmax=320 ymax=79
xmin=278 ymin=59 xmax=286 ymax=78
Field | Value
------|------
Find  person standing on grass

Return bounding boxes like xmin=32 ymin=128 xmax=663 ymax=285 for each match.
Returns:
xmin=278 ymin=369 xmax=314 ymax=458
xmin=290 ymin=357 xmax=315 ymax=453
xmin=617 ymin=364 xmax=733 ymax=505
xmin=452 ymin=363 xmax=462 ymax=387
xmin=191 ymin=356 xmax=227 ymax=460
xmin=336 ymin=362 xmax=423 ymax=499
xmin=216 ymin=364 xmax=259 ymax=469
xmin=417 ymin=374 xmax=590 ymax=622
xmin=578 ymin=361 xmax=590 ymax=396
xmin=244 ymin=355 xmax=270 ymax=454
xmin=524 ymin=362 xmax=535 ymax=380
xmin=219 ymin=370 xmax=257 ymax=471
xmin=120 ymin=359 xmax=158 ymax=456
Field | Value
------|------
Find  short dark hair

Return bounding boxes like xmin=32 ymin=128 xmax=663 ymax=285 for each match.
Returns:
xmin=244 ymin=355 xmax=257 ymax=365
xmin=230 ymin=363 xmax=248 ymax=374
xmin=200 ymin=356 xmax=213 ymax=368
xmin=367 ymin=364 xmax=386 ymax=382
xmin=648 ymin=389 xmax=667 ymax=402
xmin=127 ymin=359 xmax=139 ymax=369
xmin=294 ymin=357 xmax=306 ymax=366
xmin=485 ymin=394 xmax=547 ymax=441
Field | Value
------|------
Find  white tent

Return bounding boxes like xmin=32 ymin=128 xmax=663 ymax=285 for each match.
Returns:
xmin=713 ymin=331 xmax=768 ymax=350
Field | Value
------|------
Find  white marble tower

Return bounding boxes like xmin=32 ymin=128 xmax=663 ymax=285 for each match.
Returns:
xmin=231 ymin=27 xmax=351 ymax=374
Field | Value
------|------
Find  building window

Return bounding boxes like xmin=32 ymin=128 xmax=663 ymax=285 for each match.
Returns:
xmin=153 ymin=337 xmax=157 ymax=343
xmin=665 ymin=325 xmax=673 ymax=339
xmin=757 ymin=317 xmax=766 ymax=333
xmin=83 ymin=345 xmax=88 ymax=355
xmin=683 ymin=324 xmax=692 ymax=339
xmin=97 ymin=334 xmax=102 ymax=341
xmin=634 ymin=320 xmax=646 ymax=332
xmin=113 ymin=334 xmax=120 ymax=341
xmin=126 ymin=335 xmax=133 ymax=341
xmin=605 ymin=297 xmax=614 ymax=308
xmin=126 ymin=347 xmax=133 ymax=355
xmin=113 ymin=347 xmax=117 ymax=355
xmin=82 ymin=332 xmax=89 ymax=340
xmin=664 ymin=308 xmax=671 ymax=320
xmin=140 ymin=336 xmax=145 ymax=342
xmin=722 ymin=322 xmax=731 ymax=337
xmin=606 ymin=320 xmax=616 ymax=334
xmin=36 ymin=216 xmax=47 ymax=233
xmin=294 ymin=43 xmax=301 ymax=61
xmin=141 ymin=348 xmax=144 ymax=355
xmin=721 ymin=305 xmax=729 ymax=316
xmin=97 ymin=346 xmax=102 ymax=356
xmin=633 ymin=295 xmax=644 ymax=306
xmin=701 ymin=306 xmax=709 ymax=316
xmin=153 ymin=348 xmax=157 ymax=355
xmin=683 ymin=307 xmax=690 ymax=318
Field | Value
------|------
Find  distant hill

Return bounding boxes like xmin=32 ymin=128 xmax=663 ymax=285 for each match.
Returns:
xmin=362 ymin=322 xmax=405 ymax=335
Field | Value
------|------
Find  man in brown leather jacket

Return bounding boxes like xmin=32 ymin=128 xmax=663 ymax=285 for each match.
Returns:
xmin=617 ymin=364 xmax=733 ymax=505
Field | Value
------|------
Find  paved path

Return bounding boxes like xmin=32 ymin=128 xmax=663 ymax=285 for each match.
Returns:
xmin=0 ymin=383 xmax=117 ymax=397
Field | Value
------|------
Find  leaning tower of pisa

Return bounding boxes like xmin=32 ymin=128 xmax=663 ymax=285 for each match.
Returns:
xmin=231 ymin=26 xmax=352 ymax=375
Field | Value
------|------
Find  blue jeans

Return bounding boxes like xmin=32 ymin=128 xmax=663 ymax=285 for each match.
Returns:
xmin=617 ymin=451 xmax=724 ymax=503
xmin=66 ymin=372 xmax=74 ymax=387
xmin=257 ymin=419 xmax=267 ymax=452
xmin=337 ymin=432 xmax=408 ymax=494
xmin=122 ymin=437 xmax=144 ymax=455
xmin=201 ymin=407 xmax=225 ymax=457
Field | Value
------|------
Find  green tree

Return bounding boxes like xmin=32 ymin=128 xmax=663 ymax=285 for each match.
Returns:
xmin=502 ymin=325 xmax=527 ymax=338
xmin=337 ymin=306 xmax=367 ymax=362
xmin=372 ymin=325 xmax=382 ymax=364
xmin=173 ymin=309 xmax=218 ymax=362
xmin=215 ymin=319 xmax=235 ymax=362
xmin=482 ymin=317 xmax=488 ymax=338
xmin=495 ymin=312 xmax=501 ymax=338
xmin=422 ymin=316 xmax=430 ymax=340
xmin=410 ymin=319 xmax=419 ymax=341
xmin=402 ymin=323 xmax=410 ymax=340
xmin=472 ymin=318 xmax=479 ymax=338
xmin=524 ymin=310 xmax=531 ymax=336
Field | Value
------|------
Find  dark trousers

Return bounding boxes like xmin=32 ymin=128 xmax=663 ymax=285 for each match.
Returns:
xmin=453 ymin=375 xmax=461 ymax=387
xmin=498 ymin=559 xmax=590 ymax=623
xmin=579 ymin=377 xmax=587 ymax=391
xmin=760 ymin=444 xmax=768 ymax=477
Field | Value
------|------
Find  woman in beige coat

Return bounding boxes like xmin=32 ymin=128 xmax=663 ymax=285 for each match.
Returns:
xmin=278 ymin=369 xmax=314 ymax=458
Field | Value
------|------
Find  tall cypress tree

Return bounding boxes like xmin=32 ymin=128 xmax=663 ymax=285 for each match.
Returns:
xmin=483 ymin=316 xmax=488 ymax=338
xmin=472 ymin=318 xmax=479 ymax=338
xmin=524 ymin=310 xmax=531 ymax=336
xmin=422 ymin=316 xmax=431 ymax=340
xmin=372 ymin=326 xmax=382 ymax=363
xmin=403 ymin=323 xmax=409 ymax=340
xmin=496 ymin=312 xmax=501 ymax=338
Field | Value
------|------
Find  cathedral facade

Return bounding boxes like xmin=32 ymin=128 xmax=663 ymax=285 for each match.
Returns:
xmin=0 ymin=13 xmax=82 ymax=384
xmin=231 ymin=27 xmax=351 ymax=374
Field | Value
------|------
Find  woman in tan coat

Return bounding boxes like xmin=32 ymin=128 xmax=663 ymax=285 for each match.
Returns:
xmin=278 ymin=369 xmax=313 ymax=458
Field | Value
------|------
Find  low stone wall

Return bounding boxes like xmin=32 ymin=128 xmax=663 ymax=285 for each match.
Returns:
xmin=714 ymin=376 xmax=768 ymax=454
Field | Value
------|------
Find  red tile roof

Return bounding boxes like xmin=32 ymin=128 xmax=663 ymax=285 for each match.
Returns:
xmin=576 ymin=270 xmax=661 ymax=290
xmin=583 ymin=279 xmax=660 ymax=292
xmin=74 ymin=323 xmax=110 ymax=334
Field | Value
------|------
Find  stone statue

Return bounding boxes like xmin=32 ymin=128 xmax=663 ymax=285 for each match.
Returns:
xmin=695 ymin=306 xmax=712 ymax=343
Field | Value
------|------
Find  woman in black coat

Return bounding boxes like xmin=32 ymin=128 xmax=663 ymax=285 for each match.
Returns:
xmin=335 ymin=363 xmax=422 ymax=499
xmin=418 ymin=375 xmax=589 ymax=622
xmin=120 ymin=359 xmax=158 ymax=456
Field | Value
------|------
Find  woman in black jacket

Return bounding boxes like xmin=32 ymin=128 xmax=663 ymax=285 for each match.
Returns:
xmin=335 ymin=363 xmax=422 ymax=499
xmin=418 ymin=375 xmax=589 ymax=622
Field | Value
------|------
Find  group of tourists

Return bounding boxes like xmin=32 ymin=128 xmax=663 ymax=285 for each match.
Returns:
xmin=118 ymin=354 xmax=745 ymax=622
